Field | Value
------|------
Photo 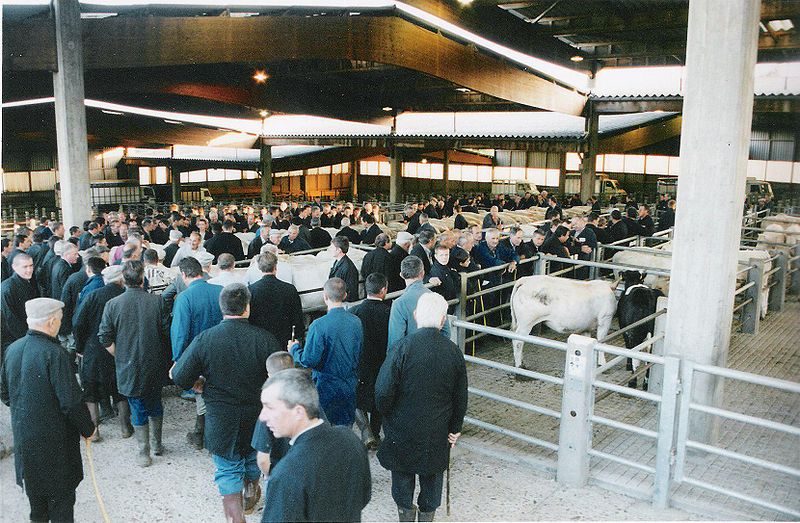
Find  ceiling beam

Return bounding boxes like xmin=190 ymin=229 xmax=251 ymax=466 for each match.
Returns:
xmin=598 ymin=116 xmax=682 ymax=153
xmin=3 ymin=14 xmax=586 ymax=115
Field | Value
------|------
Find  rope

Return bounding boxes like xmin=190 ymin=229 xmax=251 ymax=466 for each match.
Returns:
xmin=85 ymin=439 xmax=112 ymax=523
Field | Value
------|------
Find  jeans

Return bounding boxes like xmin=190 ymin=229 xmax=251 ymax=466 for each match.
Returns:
xmin=28 ymin=490 xmax=76 ymax=522
xmin=391 ymin=471 xmax=444 ymax=513
xmin=127 ymin=392 xmax=163 ymax=426
xmin=211 ymin=451 xmax=261 ymax=496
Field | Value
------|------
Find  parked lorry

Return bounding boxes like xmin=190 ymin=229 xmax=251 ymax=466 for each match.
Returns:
xmin=564 ymin=173 xmax=627 ymax=200
xmin=56 ymin=180 xmax=156 ymax=212
xmin=657 ymin=176 xmax=772 ymax=203
xmin=491 ymin=181 xmax=539 ymax=196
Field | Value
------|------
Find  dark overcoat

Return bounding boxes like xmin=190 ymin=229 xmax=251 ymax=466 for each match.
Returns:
xmin=59 ymin=269 xmax=88 ymax=336
xmin=375 ymin=328 xmax=468 ymax=476
xmin=73 ymin=282 xmax=125 ymax=387
xmin=1 ymin=274 xmax=38 ymax=353
xmin=360 ymin=247 xmax=392 ymax=283
xmin=1 ymin=330 xmax=95 ymax=496
xmin=249 ymin=274 xmax=305 ymax=349
xmin=349 ymin=298 xmax=390 ymax=412
xmin=329 ymin=255 xmax=360 ymax=302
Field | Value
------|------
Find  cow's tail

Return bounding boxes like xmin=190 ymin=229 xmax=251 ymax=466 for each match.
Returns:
xmin=510 ymin=278 xmax=526 ymax=331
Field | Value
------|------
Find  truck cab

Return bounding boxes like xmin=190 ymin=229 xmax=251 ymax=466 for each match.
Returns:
xmin=491 ymin=181 xmax=539 ymax=196
xmin=595 ymin=175 xmax=627 ymax=199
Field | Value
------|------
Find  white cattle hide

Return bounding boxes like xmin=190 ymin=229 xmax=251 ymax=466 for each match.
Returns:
xmin=510 ymin=275 xmax=617 ymax=368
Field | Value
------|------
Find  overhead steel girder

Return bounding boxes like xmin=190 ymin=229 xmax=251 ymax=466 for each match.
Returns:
xmin=3 ymin=15 xmax=587 ymax=115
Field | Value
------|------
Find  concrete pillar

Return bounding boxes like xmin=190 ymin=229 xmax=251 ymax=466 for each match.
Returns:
xmin=663 ymin=0 xmax=760 ymax=444
xmin=349 ymin=161 xmax=358 ymax=201
xmin=170 ymin=164 xmax=181 ymax=203
xmin=389 ymin=148 xmax=402 ymax=203
xmin=52 ymin=0 xmax=91 ymax=227
xmin=260 ymin=139 xmax=273 ymax=204
xmin=443 ymin=149 xmax=450 ymax=195
xmin=579 ymin=105 xmax=598 ymax=204
xmin=557 ymin=152 xmax=567 ymax=197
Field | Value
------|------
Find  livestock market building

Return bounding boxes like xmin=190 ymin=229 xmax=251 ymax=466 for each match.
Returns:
xmin=1 ymin=1 xmax=799 ymax=521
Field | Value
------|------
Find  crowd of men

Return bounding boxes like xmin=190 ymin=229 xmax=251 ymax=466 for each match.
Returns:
xmin=0 ymin=190 xmax=671 ymax=522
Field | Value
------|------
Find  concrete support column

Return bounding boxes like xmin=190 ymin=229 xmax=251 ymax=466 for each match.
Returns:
xmin=557 ymin=152 xmax=567 ymax=197
xmin=389 ymin=148 xmax=403 ymax=204
xmin=580 ymin=105 xmax=598 ymax=204
xmin=443 ymin=149 xmax=450 ymax=195
xmin=349 ymin=161 xmax=359 ymax=201
xmin=170 ymin=164 xmax=181 ymax=203
xmin=260 ymin=139 xmax=273 ymax=204
xmin=53 ymin=0 xmax=91 ymax=227
xmin=664 ymin=0 xmax=760 ymax=443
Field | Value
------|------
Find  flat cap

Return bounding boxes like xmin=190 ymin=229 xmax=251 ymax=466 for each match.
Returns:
xmin=25 ymin=298 xmax=65 ymax=321
xmin=102 ymin=265 xmax=124 ymax=283
xmin=396 ymin=231 xmax=414 ymax=245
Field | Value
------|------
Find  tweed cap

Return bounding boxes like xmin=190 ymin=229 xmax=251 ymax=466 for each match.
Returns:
xmin=25 ymin=298 xmax=65 ymax=321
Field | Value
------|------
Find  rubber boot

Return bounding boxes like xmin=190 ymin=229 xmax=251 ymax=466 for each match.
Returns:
xmin=354 ymin=409 xmax=378 ymax=450
xmin=418 ymin=510 xmax=436 ymax=522
xmin=86 ymin=402 xmax=102 ymax=442
xmin=150 ymin=417 xmax=164 ymax=456
xmin=243 ymin=478 xmax=262 ymax=515
xmin=397 ymin=506 xmax=417 ymax=522
xmin=222 ymin=493 xmax=245 ymax=523
xmin=117 ymin=401 xmax=134 ymax=438
xmin=186 ymin=414 xmax=204 ymax=450
xmin=134 ymin=424 xmax=152 ymax=467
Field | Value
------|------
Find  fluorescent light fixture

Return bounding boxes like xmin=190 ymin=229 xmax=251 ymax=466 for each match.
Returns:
xmin=163 ymin=119 xmax=183 ymax=124
xmin=570 ymin=55 xmax=584 ymax=62
xmin=101 ymin=109 xmax=125 ymax=115
xmin=259 ymin=110 xmax=270 ymax=118
xmin=1 ymin=97 xmax=55 ymax=108
xmin=230 ymin=11 xmax=260 ymax=17
xmin=80 ymin=12 xmax=117 ymax=19
xmin=455 ymin=87 xmax=471 ymax=93
xmin=382 ymin=106 xmax=393 ymax=112
xmin=456 ymin=0 xmax=473 ymax=5
xmin=767 ymin=19 xmax=795 ymax=32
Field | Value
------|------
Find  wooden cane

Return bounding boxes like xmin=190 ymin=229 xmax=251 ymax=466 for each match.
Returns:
xmin=446 ymin=453 xmax=451 ymax=517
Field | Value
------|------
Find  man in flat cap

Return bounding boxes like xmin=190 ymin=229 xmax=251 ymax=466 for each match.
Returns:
xmin=73 ymin=264 xmax=130 ymax=441
xmin=2 ymin=297 xmax=96 ymax=522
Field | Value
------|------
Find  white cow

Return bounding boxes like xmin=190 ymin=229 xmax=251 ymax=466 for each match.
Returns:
xmin=510 ymin=275 xmax=617 ymax=369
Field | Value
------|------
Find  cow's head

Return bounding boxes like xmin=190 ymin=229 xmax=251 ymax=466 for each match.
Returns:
xmin=623 ymin=270 xmax=645 ymax=289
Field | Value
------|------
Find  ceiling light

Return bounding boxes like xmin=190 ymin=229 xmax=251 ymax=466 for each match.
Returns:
xmin=101 ymin=109 xmax=124 ymax=115
xmin=570 ymin=55 xmax=584 ymax=62
xmin=163 ymin=119 xmax=183 ymax=125
xmin=80 ymin=12 xmax=117 ymax=19
xmin=253 ymin=70 xmax=269 ymax=83
xmin=230 ymin=12 xmax=259 ymax=18
xmin=457 ymin=0 xmax=473 ymax=5
xmin=259 ymin=110 xmax=269 ymax=118
xmin=421 ymin=158 xmax=428 ymax=164
xmin=455 ymin=87 xmax=471 ymax=93
xmin=767 ymin=19 xmax=795 ymax=32
xmin=382 ymin=106 xmax=393 ymax=112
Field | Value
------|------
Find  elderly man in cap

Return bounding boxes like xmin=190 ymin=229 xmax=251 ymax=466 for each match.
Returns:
xmin=171 ymin=255 xmax=223 ymax=448
xmin=2 ymin=298 xmax=96 ymax=522
xmin=98 ymin=260 xmax=169 ymax=467
xmin=1 ymin=253 xmax=38 ymax=359
xmin=388 ymin=231 xmax=413 ymax=293
xmin=162 ymin=229 xmax=183 ymax=268
xmin=73 ymin=264 xmax=131 ymax=441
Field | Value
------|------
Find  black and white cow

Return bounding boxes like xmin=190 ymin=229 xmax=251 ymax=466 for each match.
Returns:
xmin=617 ymin=271 xmax=664 ymax=388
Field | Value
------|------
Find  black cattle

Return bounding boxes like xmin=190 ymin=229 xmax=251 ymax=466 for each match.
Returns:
xmin=617 ymin=271 xmax=664 ymax=389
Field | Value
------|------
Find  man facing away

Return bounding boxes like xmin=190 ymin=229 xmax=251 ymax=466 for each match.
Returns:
xmin=259 ymin=369 xmax=371 ymax=523
xmin=376 ymin=293 xmax=468 ymax=522
xmin=172 ymin=284 xmax=279 ymax=522
xmin=289 ymin=277 xmax=363 ymax=427
xmin=248 ymin=252 xmax=305 ymax=351
xmin=2 ymin=298 xmax=96 ymax=523
xmin=387 ymin=256 xmax=450 ymax=349
xmin=98 ymin=260 xmax=169 ymax=467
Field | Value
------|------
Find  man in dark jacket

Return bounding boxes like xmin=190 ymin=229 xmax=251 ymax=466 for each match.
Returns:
xmin=404 ymin=204 xmax=422 ymax=235
xmin=290 ymin=278 xmax=363 ymax=426
xmin=541 ymin=225 xmax=572 ymax=273
xmin=98 ymin=260 xmax=169 ymax=467
xmin=376 ymin=292 xmax=468 ymax=522
xmin=335 ymin=217 xmax=361 ymax=245
xmin=350 ymin=273 xmax=390 ymax=449
xmin=328 ymin=236 xmax=360 ymax=302
xmin=205 ymin=219 xmax=245 ymax=263
xmin=586 ymin=212 xmax=608 ymax=245
xmin=73 ymin=264 xmax=131 ymax=441
xmin=172 ymin=284 xmax=278 ymax=521
xmin=163 ymin=230 xmax=183 ymax=268
xmin=307 ymin=217 xmax=331 ymax=250
xmin=1 ymin=238 xmax=11 ymax=281
xmin=429 ymin=244 xmax=460 ymax=314
xmin=360 ymin=233 xmax=393 ymax=283
xmin=1 ymin=298 xmax=96 ymax=523
xmin=249 ymin=252 xmax=305 ymax=350
xmin=278 ymin=224 xmax=312 ymax=254
xmin=410 ymin=229 xmax=436 ymax=278
xmin=247 ymin=225 xmax=271 ymax=258
xmin=50 ymin=242 xmax=79 ymax=301
xmin=637 ymin=204 xmax=655 ymax=238
xmin=1 ymin=253 xmax=38 ymax=358
xmin=545 ymin=196 xmax=563 ymax=220
xmin=59 ymin=253 xmax=101 ymax=343
xmin=360 ymin=214 xmax=382 ymax=246
xmin=657 ymin=199 xmax=676 ymax=232
xmin=623 ymin=207 xmax=642 ymax=237
xmin=606 ymin=209 xmax=629 ymax=244
xmin=387 ymin=232 xmax=413 ymax=293
xmin=259 ymin=369 xmax=371 ymax=522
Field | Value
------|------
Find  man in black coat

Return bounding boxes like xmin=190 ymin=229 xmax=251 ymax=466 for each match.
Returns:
xmin=1 ymin=298 xmax=96 ymax=522
xmin=622 ymin=207 xmax=642 ymax=237
xmin=410 ymin=229 xmax=436 ymax=278
xmin=307 ymin=217 xmax=332 ymax=250
xmin=172 ymin=284 xmax=278 ymax=521
xmin=259 ymin=369 xmax=372 ymax=523
xmin=247 ymin=225 xmax=272 ymax=258
xmin=328 ymin=236 xmax=360 ymax=302
xmin=586 ymin=212 xmax=608 ymax=245
xmin=162 ymin=230 xmax=183 ymax=268
xmin=1 ymin=253 xmax=38 ymax=358
xmin=404 ymin=204 xmax=421 ymax=235
xmin=429 ymin=244 xmax=460 ymax=314
xmin=73 ymin=264 xmax=130 ymax=441
xmin=59 ymin=254 xmax=99 ymax=342
xmin=50 ymin=242 xmax=79 ymax=301
xmin=657 ymin=200 xmax=676 ymax=232
xmin=360 ymin=214 xmax=382 ymax=245
xmin=249 ymin=251 xmax=305 ymax=350
xmin=637 ymin=204 xmax=655 ymax=238
xmin=540 ymin=225 xmax=572 ymax=273
xmin=360 ymin=233 xmax=393 ymax=282
xmin=387 ymin=232 xmax=413 ymax=293
xmin=98 ymin=260 xmax=169 ymax=467
xmin=335 ymin=217 xmax=361 ymax=245
xmin=1 ymin=238 xmax=11 ymax=281
xmin=376 ymin=292 xmax=468 ymax=522
xmin=606 ymin=209 xmax=629 ymax=244
xmin=545 ymin=196 xmax=563 ymax=220
xmin=205 ymin=219 xmax=245 ymax=263
xmin=278 ymin=224 xmax=312 ymax=254
xmin=350 ymin=273 xmax=390 ymax=449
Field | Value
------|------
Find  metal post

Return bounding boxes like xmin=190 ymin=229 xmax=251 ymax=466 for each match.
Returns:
xmin=740 ymin=259 xmax=763 ymax=335
xmin=557 ymin=334 xmax=596 ymax=487
xmin=647 ymin=296 xmax=669 ymax=395
xmin=533 ymin=255 xmax=545 ymax=276
xmin=673 ymin=360 xmax=695 ymax=483
xmin=652 ymin=355 xmax=680 ymax=508
xmin=589 ymin=247 xmax=599 ymax=280
xmin=768 ymin=251 xmax=786 ymax=312
xmin=791 ymin=245 xmax=800 ymax=296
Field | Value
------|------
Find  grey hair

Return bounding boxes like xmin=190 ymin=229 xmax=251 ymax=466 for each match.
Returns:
xmin=340 ymin=217 xmax=350 ymax=227
xmin=262 ymin=368 xmax=321 ymax=419
xmin=217 ymin=253 xmax=236 ymax=271
xmin=415 ymin=292 xmax=448 ymax=328
xmin=400 ymin=255 xmax=424 ymax=280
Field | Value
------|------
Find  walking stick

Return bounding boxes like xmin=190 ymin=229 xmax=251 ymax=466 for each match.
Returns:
xmin=85 ymin=439 xmax=112 ymax=523
xmin=446 ymin=453 xmax=451 ymax=517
